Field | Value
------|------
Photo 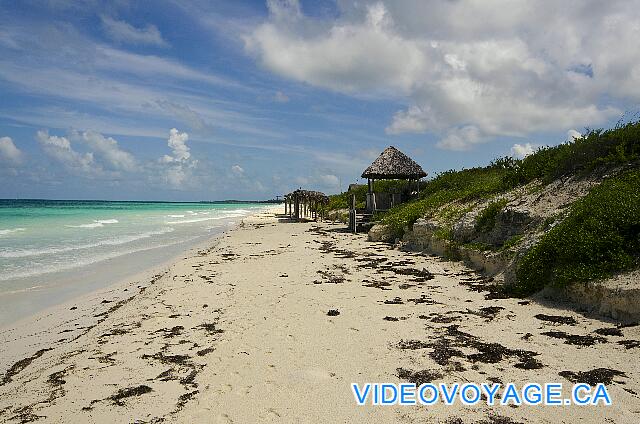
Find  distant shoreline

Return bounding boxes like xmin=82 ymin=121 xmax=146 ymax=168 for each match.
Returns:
xmin=0 ymin=198 xmax=284 ymax=204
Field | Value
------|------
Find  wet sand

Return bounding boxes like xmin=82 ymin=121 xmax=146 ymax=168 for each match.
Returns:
xmin=0 ymin=210 xmax=639 ymax=423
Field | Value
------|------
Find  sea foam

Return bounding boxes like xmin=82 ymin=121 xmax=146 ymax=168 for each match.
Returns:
xmin=0 ymin=227 xmax=175 ymax=258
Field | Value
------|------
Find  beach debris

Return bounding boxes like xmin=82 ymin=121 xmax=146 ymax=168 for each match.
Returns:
xmin=142 ymin=352 xmax=191 ymax=365
xmin=109 ymin=385 xmax=153 ymax=406
xmin=396 ymin=368 xmax=443 ymax=385
xmin=559 ymin=368 xmax=626 ymax=385
xmin=327 ymin=309 xmax=340 ymax=316
xmin=314 ymin=270 xmax=346 ymax=284
xmin=362 ymin=279 xmax=391 ymax=290
xmin=459 ymin=277 xmax=511 ymax=300
xmin=618 ymin=340 xmax=640 ymax=349
xmin=594 ymin=327 xmax=623 ymax=336
xmin=463 ymin=306 xmax=505 ymax=321
xmin=175 ymin=390 xmax=199 ymax=412
xmin=430 ymin=314 xmax=461 ymax=324
xmin=541 ymin=331 xmax=607 ymax=346
xmin=407 ymin=295 xmax=437 ymax=305
xmin=196 ymin=347 xmax=215 ymax=356
xmin=384 ymin=297 xmax=404 ymax=305
xmin=1 ymin=348 xmax=52 ymax=386
xmin=383 ymin=316 xmax=400 ymax=321
xmin=397 ymin=339 xmax=429 ymax=350
xmin=198 ymin=323 xmax=223 ymax=335
xmin=534 ymin=314 xmax=577 ymax=325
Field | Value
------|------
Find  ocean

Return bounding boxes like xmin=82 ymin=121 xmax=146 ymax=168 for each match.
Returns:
xmin=0 ymin=200 xmax=271 ymax=326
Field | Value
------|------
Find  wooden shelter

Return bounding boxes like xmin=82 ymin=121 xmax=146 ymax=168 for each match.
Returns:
xmin=284 ymin=189 xmax=329 ymax=221
xmin=350 ymin=146 xmax=427 ymax=233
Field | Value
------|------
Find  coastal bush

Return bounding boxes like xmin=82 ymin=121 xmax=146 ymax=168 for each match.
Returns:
xmin=503 ymin=120 xmax=640 ymax=186
xmin=322 ymin=180 xmax=422 ymax=213
xmin=377 ymin=166 xmax=509 ymax=237
xmin=475 ymin=199 xmax=508 ymax=233
xmin=513 ymin=170 xmax=640 ymax=295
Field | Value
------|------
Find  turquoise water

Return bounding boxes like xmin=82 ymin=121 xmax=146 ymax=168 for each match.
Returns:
xmin=0 ymin=200 xmax=270 ymax=325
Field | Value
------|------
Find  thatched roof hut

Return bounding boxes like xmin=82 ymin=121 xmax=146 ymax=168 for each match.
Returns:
xmin=284 ymin=189 xmax=329 ymax=221
xmin=361 ymin=146 xmax=427 ymax=180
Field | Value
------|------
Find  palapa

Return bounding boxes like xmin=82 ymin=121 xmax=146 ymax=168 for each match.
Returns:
xmin=361 ymin=146 xmax=427 ymax=180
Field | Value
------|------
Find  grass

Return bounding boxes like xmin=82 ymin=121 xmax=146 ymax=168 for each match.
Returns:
xmin=513 ymin=169 xmax=640 ymax=295
xmin=475 ymin=199 xmax=508 ymax=233
xmin=376 ymin=165 xmax=510 ymax=238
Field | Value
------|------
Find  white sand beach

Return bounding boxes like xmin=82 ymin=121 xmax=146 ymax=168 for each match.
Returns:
xmin=1 ymin=209 xmax=639 ymax=423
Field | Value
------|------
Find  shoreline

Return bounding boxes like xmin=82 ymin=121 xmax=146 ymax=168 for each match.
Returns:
xmin=0 ymin=209 xmax=638 ymax=423
xmin=0 ymin=206 xmax=279 ymax=371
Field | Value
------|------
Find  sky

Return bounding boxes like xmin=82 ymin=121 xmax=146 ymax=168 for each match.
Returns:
xmin=1 ymin=0 xmax=639 ymax=201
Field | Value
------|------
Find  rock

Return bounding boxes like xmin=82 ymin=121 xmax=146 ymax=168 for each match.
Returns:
xmin=368 ymin=224 xmax=394 ymax=242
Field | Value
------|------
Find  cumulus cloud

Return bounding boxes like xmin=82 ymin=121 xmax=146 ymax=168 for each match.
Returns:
xmin=511 ymin=143 xmax=537 ymax=159
xmin=158 ymin=128 xmax=197 ymax=188
xmin=36 ymin=130 xmax=95 ymax=173
xmin=231 ymin=164 xmax=244 ymax=175
xmin=245 ymin=0 xmax=636 ymax=147
xmin=72 ymin=130 xmax=137 ymax=172
xmin=162 ymin=128 xmax=191 ymax=163
xmin=0 ymin=136 xmax=23 ymax=164
xmin=437 ymin=126 xmax=483 ymax=151
xmin=101 ymin=16 xmax=169 ymax=47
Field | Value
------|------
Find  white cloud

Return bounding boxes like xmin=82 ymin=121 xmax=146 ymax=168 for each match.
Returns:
xmin=567 ymin=129 xmax=583 ymax=142
xmin=101 ymin=16 xmax=169 ymax=47
xmin=162 ymin=128 xmax=191 ymax=163
xmin=245 ymin=0 xmax=637 ymax=146
xmin=36 ymin=130 xmax=95 ymax=174
xmin=437 ymin=126 xmax=483 ymax=151
xmin=0 ymin=137 xmax=23 ymax=164
xmin=231 ymin=164 xmax=245 ymax=175
xmin=511 ymin=143 xmax=537 ymax=159
xmin=158 ymin=128 xmax=197 ymax=189
xmin=318 ymin=174 xmax=339 ymax=187
xmin=72 ymin=130 xmax=137 ymax=172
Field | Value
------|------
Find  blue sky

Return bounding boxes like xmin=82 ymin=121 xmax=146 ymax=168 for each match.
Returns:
xmin=1 ymin=0 xmax=638 ymax=201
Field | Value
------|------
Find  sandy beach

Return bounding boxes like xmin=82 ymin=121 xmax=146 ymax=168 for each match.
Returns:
xmin=1 ymin=208 xmax=639 ymax=423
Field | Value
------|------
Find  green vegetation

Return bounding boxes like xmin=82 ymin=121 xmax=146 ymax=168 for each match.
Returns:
xmin=325 ymin=120 xmax=640 ymax=236
xmin=377 ymin=165 xmax=510 ymax=238
xmin=501 ymin=234 xmax=524 ymax=250
xmin=318 ymin=180 xmax=414 ymax=213
xmin=502 ymin=120 xmax=640 ymax=186
xmin=320 ymin=120 xmax=640 ymax=293
xmin=514 ymin=170 xmax=640 ymax=295
xmin=475 ymin=199 xmax=508 ymax=233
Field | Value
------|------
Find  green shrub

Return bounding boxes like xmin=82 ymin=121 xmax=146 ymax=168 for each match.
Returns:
xmin=501 ymin=234 xmax=524 ymax=250
xmin=376 ymin=165 xmax=510 ymax=237
xmin=475 ymin=199 xmax=508 ymax=233
xmin=503 ymin=120 xmax=640 ymax=187
xmin=513 ymin=170 xmax=640 ymax=295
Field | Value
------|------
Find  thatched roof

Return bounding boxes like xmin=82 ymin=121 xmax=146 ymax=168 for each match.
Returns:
xmin=361 ymin=146 xmax=427 ymax=179
xmin=284 ymin=189 xmax=329 ymax=204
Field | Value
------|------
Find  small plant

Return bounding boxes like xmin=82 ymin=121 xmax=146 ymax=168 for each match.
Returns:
xmin=513 ymin=169 xmax=640 ymax=295
xmin=501 ymin=234 xmax=524 ymax=250
xmin=475 ymin=199 xmax=508 ymax=233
